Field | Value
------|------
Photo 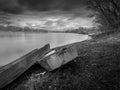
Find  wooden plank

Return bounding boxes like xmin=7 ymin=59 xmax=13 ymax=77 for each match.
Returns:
xmin=0 ymin=44 xmax=50 ymax=89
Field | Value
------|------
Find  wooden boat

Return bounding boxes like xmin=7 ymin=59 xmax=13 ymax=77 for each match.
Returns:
xmin=0 ymin=43 xmax=79 ymax=89
xmin=0 ymin=44 xmax=50 ymax=89
xmin=39 ymin=45 xmax=78 ymax=71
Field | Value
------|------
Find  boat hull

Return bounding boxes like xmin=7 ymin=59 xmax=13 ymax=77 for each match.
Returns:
xmin=39 ymin=46 xmax=78 ymax=71
xmin=0 ymin=44 xmax=50 ymax=89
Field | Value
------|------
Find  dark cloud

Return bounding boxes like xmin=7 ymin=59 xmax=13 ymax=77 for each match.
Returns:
xmin=0 ymin=0 xmax=87 ymax=14
xmin=18 ymin=0 xmax=52 ymax=11
xmin=0 ymin=0 xmax=24 ymax=14
xmin=18 ymin=0 xmax=86 ymax=11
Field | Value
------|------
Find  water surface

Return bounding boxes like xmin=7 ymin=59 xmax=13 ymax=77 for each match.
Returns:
xmin=0 ymin=32 xmax=90 ymax=66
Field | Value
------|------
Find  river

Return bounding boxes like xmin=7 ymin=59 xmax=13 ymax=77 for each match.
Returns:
xmin=0 ymin=31 xmax=90 ymax=66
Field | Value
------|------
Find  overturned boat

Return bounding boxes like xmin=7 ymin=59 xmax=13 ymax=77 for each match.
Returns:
xmin=0 ymin=43 xmax=79 ymax=89
xmin=0 ymin=44 xmax=50 ymax=89
xmin=39 ymin=46 xmax=78 ymax=71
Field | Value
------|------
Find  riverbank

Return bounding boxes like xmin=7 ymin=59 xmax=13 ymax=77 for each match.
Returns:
xmin=3 ymin=31 xmax=120 ymax=90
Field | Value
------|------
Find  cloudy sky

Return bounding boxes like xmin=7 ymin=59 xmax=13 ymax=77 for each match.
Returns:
xmin=0 ymin=0 xmax=86 ymax=14
xmin=0 ymin=0 xmax=98 ymax=31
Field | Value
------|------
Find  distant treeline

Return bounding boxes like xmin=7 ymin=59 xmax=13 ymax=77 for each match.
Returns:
xmin=0 ymin=25 xmax=49 ymax=33
xmin=0 ymin=25 xmax=100 ymax=35
xmin=64 ymin=27 xmax=101 ymax=35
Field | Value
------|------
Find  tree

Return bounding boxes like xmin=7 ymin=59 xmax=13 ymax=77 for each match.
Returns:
xmin=87 ymin=0 xmax=120 ymax=29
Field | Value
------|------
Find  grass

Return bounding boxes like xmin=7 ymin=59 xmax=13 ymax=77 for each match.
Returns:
xmin=2 ymin=32 xmax=120 ymax=90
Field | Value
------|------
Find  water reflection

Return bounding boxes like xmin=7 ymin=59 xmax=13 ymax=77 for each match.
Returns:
xmin=0 ymin=32 xmax=90 ymax=66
